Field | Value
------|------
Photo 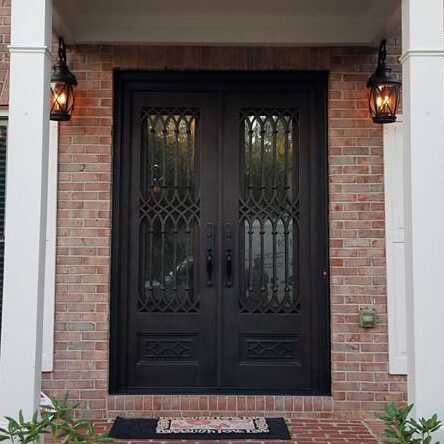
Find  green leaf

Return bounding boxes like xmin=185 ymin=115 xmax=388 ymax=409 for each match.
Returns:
xmin=5 ymin=416 xmax=19 ymax=427
xmin=18 ymin=411 xmax=24 ymax=426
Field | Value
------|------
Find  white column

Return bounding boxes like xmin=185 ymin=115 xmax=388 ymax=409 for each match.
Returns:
xmin=401 ymin=0 xmax=444 ymax=430
xmin=0 ymin=0 xmax=52 ymax=420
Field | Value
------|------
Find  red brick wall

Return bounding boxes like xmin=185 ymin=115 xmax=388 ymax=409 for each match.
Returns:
xmin=0 ymin=0 xmax=10 ymax=106
xmin=34 ymin=41 xmax=407 ymax=420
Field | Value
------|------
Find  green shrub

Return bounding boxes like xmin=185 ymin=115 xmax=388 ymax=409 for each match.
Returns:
xmin=377 ymin=402 xmax=442 ymax=444
xmin=0 ymin=393 xmax=114 ymax=444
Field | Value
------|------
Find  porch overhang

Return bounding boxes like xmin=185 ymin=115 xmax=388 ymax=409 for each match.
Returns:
xmin=52 ymin=0 xmax=401 ymax=46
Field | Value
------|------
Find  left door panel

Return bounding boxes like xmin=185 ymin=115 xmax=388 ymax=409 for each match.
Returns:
xmin=111 ymin=90 xmax=220 ymax=391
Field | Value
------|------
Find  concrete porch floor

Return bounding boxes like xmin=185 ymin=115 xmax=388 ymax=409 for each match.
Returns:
xmin=93 ymin=418 xmax=383 ymax=444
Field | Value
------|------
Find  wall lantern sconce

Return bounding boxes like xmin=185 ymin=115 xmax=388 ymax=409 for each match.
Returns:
xmin=50 ymin=38 xmax=77 ymax=121
xmin=367 ymin=40 xmax=401 ymax=124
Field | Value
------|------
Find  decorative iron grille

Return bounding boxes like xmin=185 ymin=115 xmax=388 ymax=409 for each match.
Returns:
xmin=138 ymin=108 xmax=200 ymax=313
xmin=239 ymin=109 xmax=301 ymax=314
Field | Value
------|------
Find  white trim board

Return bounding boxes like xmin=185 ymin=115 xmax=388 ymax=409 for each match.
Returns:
xmin=42 ymin=121 xmax=58 ymax=372
xmin=0 ymin=111 xmax=57 ymax=372
xmin=383 ymin=117 xmax=408 ymax=375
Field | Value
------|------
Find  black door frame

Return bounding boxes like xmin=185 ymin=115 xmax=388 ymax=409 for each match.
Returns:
xmin=110 ymin=71 xmax=330 ymax=395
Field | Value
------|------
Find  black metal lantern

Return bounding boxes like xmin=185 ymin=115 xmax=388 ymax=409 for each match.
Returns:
xmin=50 ymin=38 xmax=77 ymax=121
xmin=367 ymin=40 xmax=401 ymax=124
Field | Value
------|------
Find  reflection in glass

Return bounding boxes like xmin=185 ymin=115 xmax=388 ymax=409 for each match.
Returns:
xmin=138 ymin=109 xmax=200 ymax=313
xmin=239 ymin=110 xmax=300 ymax=313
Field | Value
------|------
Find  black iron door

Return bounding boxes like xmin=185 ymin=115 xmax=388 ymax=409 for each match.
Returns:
xmin=111 ymin=72 xmax=329 ymax=394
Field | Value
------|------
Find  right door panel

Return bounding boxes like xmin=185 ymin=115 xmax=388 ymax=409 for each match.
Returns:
xmin=221 ymin=90 xmax=329 ymax=393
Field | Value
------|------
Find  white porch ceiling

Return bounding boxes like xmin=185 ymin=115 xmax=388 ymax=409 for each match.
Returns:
xmin=52 ymin=0 xmax=401 ymax=46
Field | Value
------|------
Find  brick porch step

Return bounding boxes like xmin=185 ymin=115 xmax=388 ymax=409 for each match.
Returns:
xmin=93 ymin=419 xmax=380 ymax=444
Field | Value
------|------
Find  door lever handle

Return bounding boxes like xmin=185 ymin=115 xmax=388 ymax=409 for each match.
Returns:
xmin=225 ymin=249 xmax=232 ymax=287
xmin=205 ymin=223 xmax=215 ymax=287
xmin=206 ymin=249 xmax=213 ymax=287
xmin=224 ymin=222 xmax=233 ymax=287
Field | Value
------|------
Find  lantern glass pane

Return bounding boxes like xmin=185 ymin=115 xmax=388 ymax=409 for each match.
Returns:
xmin=369 ymin=83 xmax=400 ymax=123
xmin=375 ymin=84 xmax=395 ymax=114
xmin=50 ymin=81 xmax=76 ymax=121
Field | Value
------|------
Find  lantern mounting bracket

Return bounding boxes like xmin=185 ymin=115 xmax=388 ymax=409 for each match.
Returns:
xmin=58 ymin=38 xmax=67 ymax=66
xmin=377 ymin=39 xmax=387 ymax=68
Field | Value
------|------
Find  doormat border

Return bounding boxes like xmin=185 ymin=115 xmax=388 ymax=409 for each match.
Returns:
xmin=109 ymin=416 xmax=291 ymax=440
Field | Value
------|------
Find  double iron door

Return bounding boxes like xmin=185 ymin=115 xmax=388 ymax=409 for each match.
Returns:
xmin=111 ymin=72 xmax=329 ymax=394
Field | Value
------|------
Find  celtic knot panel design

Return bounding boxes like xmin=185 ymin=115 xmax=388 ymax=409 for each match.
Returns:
xmin=239 ymin=109 xmax=301 ymax=314
xmin=138 ymin=108 xmax=200 ymax=313
xmin=247 ymin=340 xmax=294 ymax=359
xmin=140 ymin=335 xmax=196 ymax=361
xmin=241 ymin=335 xmax=301 ymax=363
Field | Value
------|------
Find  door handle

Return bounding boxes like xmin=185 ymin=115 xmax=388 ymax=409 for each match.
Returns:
xmin=224 ymin=222 xmax=233 ymax=287
xmin=206 ymin=249 xmax=213 ymax=287
xmin=225 ymin=249 xmax=232 ymax=287
xmin=205 ymin=223 xmax=215 ymax=287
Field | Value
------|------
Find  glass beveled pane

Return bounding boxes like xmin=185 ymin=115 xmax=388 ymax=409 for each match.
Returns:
xmin=240 ymin=110 xmax=299 ymax=314
xmin=139 ymin=108 xmax=199 ymax=313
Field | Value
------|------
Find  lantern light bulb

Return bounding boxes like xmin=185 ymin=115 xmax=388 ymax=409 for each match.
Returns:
xmin=376 ymin=95 xmax=391 ymax=112
xmin=58 ymin=93 xmax=66 ymax=105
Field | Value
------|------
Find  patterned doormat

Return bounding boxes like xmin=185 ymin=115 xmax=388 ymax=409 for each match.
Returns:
xmin=109 ymin=416 xmax=291 ymax=440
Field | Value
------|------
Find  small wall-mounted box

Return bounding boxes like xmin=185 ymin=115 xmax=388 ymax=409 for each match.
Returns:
xmin=359 ymin=308 xmax=377 ymax=328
